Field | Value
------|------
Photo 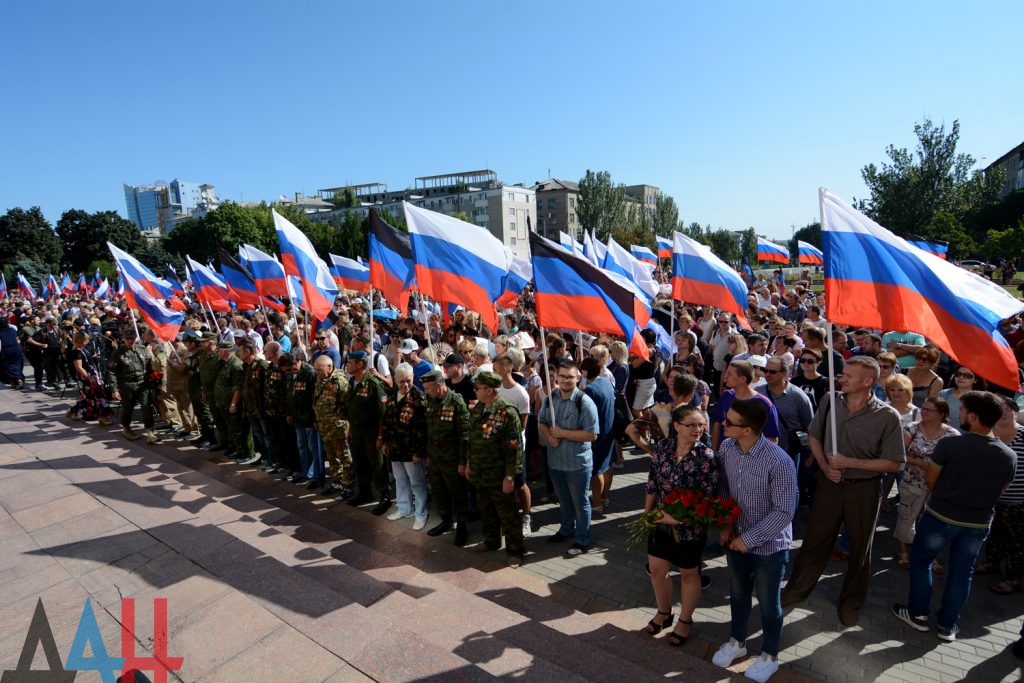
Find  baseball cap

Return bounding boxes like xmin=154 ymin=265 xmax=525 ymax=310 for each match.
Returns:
xmin=399 ymin=339 xmax=419 ymax=355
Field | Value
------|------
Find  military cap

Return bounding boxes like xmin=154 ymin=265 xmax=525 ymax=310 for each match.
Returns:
xmin=347 ymin=350 xmax=368 ymax=361
xmin=122 ymin=327 xmax=139 ymax=339
xmin=183 ymin=330 xmax=201 ymax=342
xmin=421 ymin=369 xmax=444 ymax=384
xmin=216 ymin=340 xmax=235 ymax=350
xmin=200 ymin=331 xmax=218 ymax=341
xmin=474 ymin=370 xmax=501 ymax=388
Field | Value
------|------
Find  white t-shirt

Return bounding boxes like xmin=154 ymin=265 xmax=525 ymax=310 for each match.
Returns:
xmin=499 ymin=382 xmax=531 ymax=446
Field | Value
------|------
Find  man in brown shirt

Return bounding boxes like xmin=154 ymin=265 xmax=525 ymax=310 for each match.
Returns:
xmin=781 ymin=356 xmax=906 ymax=626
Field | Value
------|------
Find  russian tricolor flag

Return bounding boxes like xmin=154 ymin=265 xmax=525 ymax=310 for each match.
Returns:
xmin=59 ymin=274 xmax=73 ymax=295
xmin=0 ymin=273 xmax=6 ymax=299
xmin=530 ymin=233 xmax=648 ymax=357
xmin=73 ymin=273 xmax=88 ymax=294
xmin=797 ymin=240 xmax=824 ymax=266
xmin=496 ymin=252 xmax=533 ymax=309
xmin=94 ymin=278 xmax=110 ymax=300
xmin=559 ymin=231 xmax=584 ymax=255
xmin=905 ymin=234 xmax=949 ymax=260
xmin=186 ymin=256 xmax=231 ymax=311
xmin=239 ymin=244 xmax=288 ymax=299
xmin=604 ymin=237 xmax=659 ymax=304
xmin=757 ymin=237 xmax=790 ymax=264
xmin=107 ymin=242 xmax=177 ymax=300
xmin=404 ymin=202 xmax=510 ymax=331
xmin=329 ymin=254 xmax=371 ymax=293
xmin=631 ymin=244 xmax=658 ymax=266
xmin=656 ymin=235 xmax=672 ymax=260
xmin=166 ymin=265 xmax=185 ymax=297
xmin=672 ymin=231 xmax=751 ymax=329
xmin=17 ymin=273 xmax=37 ymax=299
xmin=121 ymin=272 xmax=185 ymax=342
xmin=821 ymin=187 xmax=1024 ymax=389
xmin=273 ymin=209 xmax=338 ymax=322
xmin=369 ymin=209 xmax=415 ymax=314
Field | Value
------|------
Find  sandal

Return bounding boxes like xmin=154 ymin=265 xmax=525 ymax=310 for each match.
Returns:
xmin=990 ymin=579 xmax=1022 ymax=595
xmin=667 ymin=618 xmax=693 ymax=646
xmin=974 ymin=560 xmax=1000 ymax=575
xmin=897 ymin=552 xmax=909 ymax=569
xmin=646 ymin=610 xmax=673 ymax=635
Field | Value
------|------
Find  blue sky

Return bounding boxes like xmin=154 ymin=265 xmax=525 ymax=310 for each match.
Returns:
xmin=2 ymin=1 xmax=1021 ymax=240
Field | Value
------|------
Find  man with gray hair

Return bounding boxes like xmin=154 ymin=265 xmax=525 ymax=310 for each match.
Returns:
xmin=781 ymin=355 xmax=906 ymax=627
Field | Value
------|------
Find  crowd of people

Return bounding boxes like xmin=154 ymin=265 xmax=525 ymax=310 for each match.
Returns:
xmin=1 ymin=273 xmax=1023 ymax=681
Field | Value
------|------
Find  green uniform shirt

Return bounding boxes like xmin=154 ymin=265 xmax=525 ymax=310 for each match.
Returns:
xmin=347 ymin=372 xmax=387 ymax=435
xmin=263 ymin=363 xmax=289 ymax=419
xmin=107 ymin=344 xmax=153 ymax=387
xmin=382 ymin=386 xmax=428 ymax=462
xmin=313 ymin=369 xmax=349 ymax=430
xmin=187 ymin=348 xmax=206 ymax=400
xmin=425 ymin=388 xmax=470 ymax=466
xmin=287 ymin=362 xmax=317 ymax=428
xmin=468 ymin=397 xmax=522 ymax=481
xmin=214 ymin=354 xmax=244 ymax=409
xmin=199 ymin=351 xmax=224 ymax=402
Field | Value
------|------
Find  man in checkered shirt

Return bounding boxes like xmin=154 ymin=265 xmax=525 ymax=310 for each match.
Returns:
xmin=711 ymin=398 xmax=797 ymax=683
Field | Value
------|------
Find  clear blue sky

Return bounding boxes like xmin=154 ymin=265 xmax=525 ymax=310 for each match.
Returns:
xmin=2 ymin=1 xmax=1021 ymax=241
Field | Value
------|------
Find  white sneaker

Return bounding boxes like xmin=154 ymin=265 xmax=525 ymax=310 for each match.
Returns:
xmin=145 ymin=430 xmax=161 ymax=444
xmin=413 ymin=516 xmax=427 ymax=531
xmin=712 ymin=638 xmax=748 ymax=668
xmin=744 ymin=653 xmax=780 ymax=682
xmin=522 ymin=515 xmax=533 ymax=537
xmin=386 ymin=511 xmax=411 ymax=521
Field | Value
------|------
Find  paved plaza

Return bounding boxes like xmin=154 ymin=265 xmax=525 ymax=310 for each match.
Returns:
xmin=0 ymin=386 xmax=1021 ymax=682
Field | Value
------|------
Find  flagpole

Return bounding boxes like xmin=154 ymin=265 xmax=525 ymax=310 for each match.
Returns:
xmin=369 ymin=284 xmax=378 ymax=350
xmin=128 ymin=308 xmax=141 ymax=339
xmin=207 ymin=301 xmax=222 ymax=337
xmin=539 ymin=325 xmax=558 ymax=431
xmin=818 ymin=189 xmax=840 ymax=460
xmin=670 ymin=298 xmax=676 ymax=347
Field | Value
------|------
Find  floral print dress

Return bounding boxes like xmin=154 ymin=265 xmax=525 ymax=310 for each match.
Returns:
xmin=646 ymin=438 xmax=720 ymax=541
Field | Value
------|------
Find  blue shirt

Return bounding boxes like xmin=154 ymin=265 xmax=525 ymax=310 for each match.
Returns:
xmin=717 ymin=435 xmax=797 ymax=555
xmin=584 ymin=376 xmax=616 ymax=467
xmin=277 ymin=334 xmax=292 ymax=353
xmin=411 ymin=359 xmax=434 ymax=390
xmin=312 ymin=345 xmax=341 ymax=368
xmin=714 ymin=391 xmax=781 ymax=440
xmin=539 ymin=387 xmax=599 ymax=472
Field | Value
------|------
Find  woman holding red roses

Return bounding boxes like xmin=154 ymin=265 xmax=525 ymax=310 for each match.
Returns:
xmin=643 ymin=405 xmax=720 ymax=645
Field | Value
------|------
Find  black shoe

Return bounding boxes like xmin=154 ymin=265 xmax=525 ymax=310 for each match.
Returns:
xmin=454 ymin=523 xmax=468 ymax=547
xmin=333 ymin=488 xmax=355 ymax=502
xmin=566 ymin=543 xmax=589 ymax=557
xmin=700 ymin=574 xmax=712 ymax=591
xmin=427 ymin=520 xmax=453 ymax=537
xmin=370 ymin=499 xmax=392 ymax=516
xmin=224 ymin=451 xmax=238 ymax=459
xmin=209 ymin=444 xmax=227 ymax=452
xmin=346 ymin=492 xmax=373 ymax=507
xmin=546 ymin=532 xmax=571 ymax=544
xmin=321 ymin=483 xmax=339 ymax=495
xmin=1011 ymin=637 xmax=1024 ymax=660
xmin=292 ymin=476 xmax=309 ymax=486
xmin=305 ymin=478 xmax=323 ymax=490
xmin=193 ymin=440 xmax=210 ymax=449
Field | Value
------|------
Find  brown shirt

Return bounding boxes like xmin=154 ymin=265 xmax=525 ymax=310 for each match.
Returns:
xmin=809 ymin=392 xmax=906 ymax=479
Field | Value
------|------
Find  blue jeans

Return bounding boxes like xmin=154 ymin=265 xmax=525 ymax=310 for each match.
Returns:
xmin=908 ymin=510 xmax=989 ymax=630
xmin=392 ymin=460 xmax=428 ymax=518
xmin=248 ymin=416 xmax=271 ymax=461
xmin=295 ymin=427 xmax=320 ymax=480
xmin=550 ymin=466 xmax=592 ymax=547
xmin=727 ymin=548 xmax=789 ymax=656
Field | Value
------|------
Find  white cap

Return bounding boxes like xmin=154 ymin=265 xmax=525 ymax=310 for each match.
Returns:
xmin=399 ymin=338 xmax=419 ymax=354
xmin=748 ymin=355 xmax=768 ymax=369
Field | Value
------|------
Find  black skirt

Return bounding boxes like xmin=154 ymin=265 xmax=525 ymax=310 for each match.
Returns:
xmin=647 ymin=525 xmax=707 ymax=570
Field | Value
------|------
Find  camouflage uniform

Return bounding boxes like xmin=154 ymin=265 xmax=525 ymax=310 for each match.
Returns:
xmin=213 ymin=352 xmax=253 ymax=458
xmin=313 ymin=369 xmax=354 ymax=488
xmin=347 ymin=371 xmax=389 ymax=500
xmin=468 ymin=396 xmax=524 ymax=556
xmin=187 ymin=346 xmax=216 ymax=443
xmin=425 ymin=386 xmax=470 ymax=524
xmin=148 ymin=341 xmax=175 ymax=426
xmin=381 ymin=386 xmax=429 ymax=462
xmin=242 ymin=355 xmax=274 ymax=463
xmin=166 ymin=344 xmax=196 ymax=432
xmin=107 ymin=342 xmax=155 ymax=430
xmin=198 ymin=349 xmax=225 ymax=445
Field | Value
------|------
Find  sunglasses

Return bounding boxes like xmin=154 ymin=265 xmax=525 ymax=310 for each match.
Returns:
xmin=800 ymin=358 xmax=817 ymax=364
xmin=955 ymin=372 xmax=975 ymax=380
xmin=764 ymin=369 xmax=784 ymax=375
xmin=723 ymin=418 xmax=748 ymax=428
xmin=879 ymin=364 xmax=893 ymax=369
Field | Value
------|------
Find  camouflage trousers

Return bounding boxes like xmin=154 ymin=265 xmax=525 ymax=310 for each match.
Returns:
xmin=320 ymin=427 xmax=355 ymax=488
xmin=476 ymin=480 xmax=523 ymax=556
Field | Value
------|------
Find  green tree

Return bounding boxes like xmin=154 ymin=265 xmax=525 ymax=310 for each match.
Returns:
xmin=6 ymin=255 xmax=50 ymax=291
xmin=706 ymin=228 xmax=740 ymax=263
xmin=328 ymin=188 xmax=360 ymax=209
xmin=653 ymin=194 xmax=681 ymax=237
xmin=56 ymin=209 xmax=144 ymax=272
xmin=612 ymin=202 xmax=655 ymax=249
xmin=0 ymin=207 xmax=63 ymax=273
xmin=740 ymin=228 xmax=757 ymax=263
xmin=680 ymin=221 xmax=708 ymax=244
xmin=983 ymin=217 xmax=1024 ymax=263
xmin=578 ymin=170 xmax=628 ymax=240
xmin=856 ymin=119 xmax=1004 ymax=253
xmin=163 ymin=203 xmax=275 ymax=264
xmin=86 ymin=260 xmax=117 ymax=283
xmin=789 ymin=222 xmax=822 ymax=257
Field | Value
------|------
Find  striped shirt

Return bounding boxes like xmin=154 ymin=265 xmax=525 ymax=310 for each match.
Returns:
xmin=717 ymin=435 xmax=797 ymax=556
xmin=1000 ymin=425 xmax=1024 ymax=505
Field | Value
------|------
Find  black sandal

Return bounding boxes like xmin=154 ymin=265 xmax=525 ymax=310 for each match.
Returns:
xmin=667 ymin=618 xmax=693 ymax=646
xmin=646 ymin=610 xmax=674 ymax=635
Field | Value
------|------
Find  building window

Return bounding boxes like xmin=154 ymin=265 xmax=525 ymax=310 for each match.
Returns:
xmin=507 ymin=192 xmax=515 ymax=201
xmin=510 ymin=237 xmax=517 ymax=245
xmin=569 ymin=213 xmax=575 ymax=224
xmin=569 ymin=197 xmax=575 ymax=208
xmin=547 ymin=199 xmax=556 ymax=209
xmin=510 ymin=222 xmax=516 ymax=232
xmin=509 ymin=207 xmax=515 ymax=216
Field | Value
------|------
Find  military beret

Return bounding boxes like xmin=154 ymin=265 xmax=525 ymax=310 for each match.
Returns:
xmin=183 ymin=330 xmax=201 ymax=342
xmin=216 ymin=340 xmax=235 ymax=350
xmin=421 ymin=369 xmax=444 ymax=384
xmin=200 ymin=331 xmax=218 ymax=341
xmin=347 ymin=350 xmax=368 ymax=361
xmin=474 ymin=370 xmax=501 ymax=388
xmin=122 ymin=328 xmax=138 ymax=339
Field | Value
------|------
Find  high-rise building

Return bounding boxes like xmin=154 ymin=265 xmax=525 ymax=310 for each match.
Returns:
xmin=985 ymin=140 xmax=1024 ymax=198
xmin=531 ymin=178 xmax=580 ymax=241
xmin=123 ymin=179 xmax=218 ymax=235
xmin=314 ymin=170 xmax=536 ymax=259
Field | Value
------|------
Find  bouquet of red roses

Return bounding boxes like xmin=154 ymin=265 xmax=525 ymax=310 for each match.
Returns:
xmin=623 ymin=489 xmax=742 ymax=548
